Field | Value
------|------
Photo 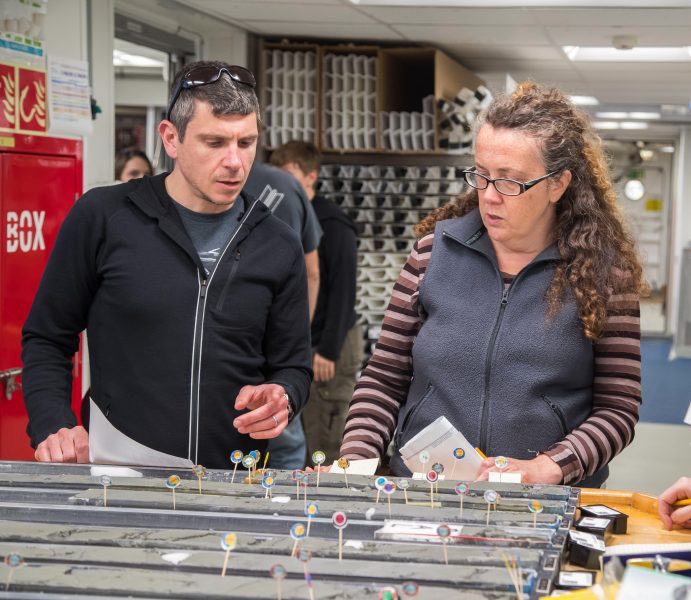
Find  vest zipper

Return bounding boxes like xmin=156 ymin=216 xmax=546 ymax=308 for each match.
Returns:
xmin=478 ymin=285 xmax=510 ymax=454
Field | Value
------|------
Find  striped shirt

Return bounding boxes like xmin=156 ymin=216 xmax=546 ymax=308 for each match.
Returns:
xmin=341 ymin=232 xmax=642 ymax=485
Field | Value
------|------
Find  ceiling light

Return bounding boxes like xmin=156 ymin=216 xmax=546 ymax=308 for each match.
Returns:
xmin=113 ymin=49 xmax=165 ymax=68
xmin=593 ymin=121 xmax=620 ymax=130
xmin=639 ymin=149 xmax=655 ymax=160
xmin=620 ymin=122 xmax=649 ymax=130
xmin=570 ymin=95 xmax=599 ymax=106
xmin=628 ymin=112 xmax=661 ymax=120
xmin=564 ymin=46 xmax=691 ymax=62
xmin=596 ymin=112 xmax=628 ymax=119
xmin=659 ymin=145 xmax=676 ymax=153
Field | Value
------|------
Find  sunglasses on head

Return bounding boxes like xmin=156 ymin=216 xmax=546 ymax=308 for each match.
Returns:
xmin=166 ymin=64 xmax=256 ymax=121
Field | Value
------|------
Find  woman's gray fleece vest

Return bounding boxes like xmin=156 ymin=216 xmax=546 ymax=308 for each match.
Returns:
xmin=390 ymin=209 xmax=608 ymax=487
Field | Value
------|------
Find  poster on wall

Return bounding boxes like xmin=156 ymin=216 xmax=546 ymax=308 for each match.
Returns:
xmin=0 ymin=0 xmax=47 ymax=69
xmin=0 ymin=61 xmax=46 ymax=134
xmin=46 ymin=55 xmax=92 ymax=136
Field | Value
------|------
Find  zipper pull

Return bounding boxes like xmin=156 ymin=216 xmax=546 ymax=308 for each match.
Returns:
xmin=200 ymin=278 xmax=208 ymax=298
xmin=501 ymin=287 xmax=509 ymax=305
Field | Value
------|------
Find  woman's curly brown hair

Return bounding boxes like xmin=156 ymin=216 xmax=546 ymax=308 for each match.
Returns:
xmin=416 ymin=82 xmax=647 ymax=340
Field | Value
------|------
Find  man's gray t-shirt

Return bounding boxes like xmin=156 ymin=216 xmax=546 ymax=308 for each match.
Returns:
xmin=244 ymin=162 xmax=322 ymax=252
xmin=173 ymin=199 xmax=242 ymax=276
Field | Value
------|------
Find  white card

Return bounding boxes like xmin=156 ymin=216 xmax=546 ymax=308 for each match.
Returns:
xmin=328 ymin=457 xmax=379 ymax=476
xmin=569 ymin=530 xmax=605 ymax=551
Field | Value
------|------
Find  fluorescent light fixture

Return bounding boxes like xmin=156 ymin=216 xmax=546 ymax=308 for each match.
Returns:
xmin=659 ymin=145 xmax=676 ymax=153
xmin=564 ymin=46 xmax=691 ymax=62
xmin=113 ymin=49 xmax=165 ymax=68
xmin=570 ymin=95 xmax=599 ymax=106
xmin=628 ymin=111 xmax=661 ymax=120
xmin=592 ymin=121 xmax=620 ymax=130
xmin=350 ymin=1 xmax=689 ymax=5
xmin=620 ymin=122 xmax=649 ymax=130
xmin=596 ymin=112 xmax=628 ymax=119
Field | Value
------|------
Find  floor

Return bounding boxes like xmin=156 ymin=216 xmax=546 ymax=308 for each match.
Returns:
xmin=606 ymin=337 xmax=691 ymax=496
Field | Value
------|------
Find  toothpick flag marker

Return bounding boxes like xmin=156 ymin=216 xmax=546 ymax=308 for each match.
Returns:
xmin=401 ymin=581 xmax=420 ymax=597
xmin=337 ymin=457 xmax=350 ymax=488
xmin=4 ymin=553 xmax=23 ymax=591
xmin=270 ymin=564 xmax=287 ymax=600
xmin=100 ymin=475 xmax=112 ymax=507
xmin=305 ymin=501 xmax=319 ymax=536
xmin=297 ymin=548 xmax=315 ymax=600
xmin=230 ymin=450 xmax=244 ymax=484
xmin=220 ymin=532 xmax=237 ymax=577
xmin=383 ymin=481 xmax=396 ymax=518
xmin=426 ymin=470 xmax=438 ymax=509
xmin=165 ymin=475 xmax=181 ymax=510
xmin=437 ymin=524 xmax=451 ymax=565
xmin=262 ymin=474 xmax=276 ymax=499
xmin=455 ymin=482 xmax=469 ymax=519
xmin=484 ymin=489 xmax=498 ymax=526
xmin=332 ymin=511 xmax=348 ymax=561
xmin=192 ymin=465 xmax=206 ymax=495
xmin=289 ymin=522 xmax=307 ymax=558
xmin=528 ymin=500 xmax=543 ymax=528
xmin=374 ymin=476 xmax=387 ymax=504
xmin=451 ymin=447 xmax=465 ymax=479
xmin=398 ymin=478 xmax=410 ymax=504
xmin=312 ymin=450 xmax=326 ymax=487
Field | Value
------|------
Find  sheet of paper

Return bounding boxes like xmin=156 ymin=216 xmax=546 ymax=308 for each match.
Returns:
xmin=328 ymin=457 xmax=378 ymax=475
xmin=684 ymin=399 xmax=691 ymax=425
xmin=89 ymin=399 xmax=194 ymax=469
xmin=399 ymin=415 xmax=482 ymax=479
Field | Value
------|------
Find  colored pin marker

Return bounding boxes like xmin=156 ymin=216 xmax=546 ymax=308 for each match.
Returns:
xmin=374 ymin=476 xmax=388 ymax=504
xmin=100 ymin=475 xmax=112 ymax=507
xmin=426 ymin=470 xmax=438 ymax=509
xmin=494 ymin=455 xmax=509 ymax=470
xmin=332 ymin=510 xmax=348 ymax=561
xmin=261 ymin=451 xmax=270 ymax=473
xmin=383 ymin=481 xmax=396 ymax=518
xmin=398 ymin=478 xmax=410 ymax=504
xmin=432 ymin=462 xmax=444 ymax=495
xmin=528 ymin=499 xmax=543 ymax=528
xmin=249 ymin=450 xmax=260 ymax=480
xmin=305 ymin=501 xmax=319 ymax=536
xmin=337 ymin=457 xmax=350 ymax=488
xmin=270 ymin=563 xmax=287 ymax=600
xmin=401 ymin=581 xmax=420 ymax=597
xmin=220 ymin=532 xmax=236 ymax=577
xmin=437 ymin=523 xmax=451 ymax=565
xmin=289 ymin=522 xmax=307 ymax=558
xmin=230 ymin=450 xmax=244 ymax=484
xmin=269 ymin=563 xmax=288 ymax=600
xmin=450 ymin=447 xmax=465 ymax=479
xmin=165 ymin=475 xmax=181 ymax=510
xmin=292 ymin=469 xmax=303 ymax=500
xmin=455 ymin=482 xmax=469 ymax=519
xmin=4 ymin=553 xmax=22 ymax=591
xmin=484 ymin=489 xmax=498 ymax=526
xmin=418 ymin=450 xmax=430 ymax=472
xmin=312 ymin=450 xmax=326 ymax=487
xmin=379 ymin=587 xmax=399 ymax=600
xmin=297 ymin=548 xmax=315 ymax=600
xmin=242 ymin=454 xmax=256 ymax=484
xmin=262 ymin=474 xmax=276 ymax=499
xmin=192 ymin=465 xmax=206 ymax=495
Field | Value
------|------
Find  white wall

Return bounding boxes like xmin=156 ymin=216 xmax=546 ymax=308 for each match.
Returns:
xmin=114 ymin=77 xmax=167 ymax=107
xmin=44 ymin=0 xmax=87 ymax=60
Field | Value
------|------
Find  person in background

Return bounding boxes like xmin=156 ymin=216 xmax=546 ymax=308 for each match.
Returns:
xmin=22 ymin=60 xmax=311 ymax=467
xmin=659 ymin=476 xmax=691 ymax=529
xmin=114 ymin=147 xmax=153 ymax=182
xmin=340 ymin=82 xmax=646 ymax=487
xmin=271 ymin=140 xmax=362 ymax=465
xmin=244 ymin=161 xmax=322 ymax=469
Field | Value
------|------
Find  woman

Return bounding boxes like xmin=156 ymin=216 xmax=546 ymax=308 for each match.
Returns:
xmin=114 ymin=147 xmax=153 ymax=182
xmin=340 ymin=83 xmax=646 ymax=487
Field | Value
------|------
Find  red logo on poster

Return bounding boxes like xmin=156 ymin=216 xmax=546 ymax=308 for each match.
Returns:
xmin=17 ymin=68 xmax=46 ymax=132
xmin=0 ymin=63 xmax=15 ymax=130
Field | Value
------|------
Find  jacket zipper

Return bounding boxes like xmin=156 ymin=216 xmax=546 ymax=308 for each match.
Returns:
xmin=540 ymin=394 xmax=569 ymax=437
xmin=478 ymin=285 xmax=509 ymax=454
xmin=187 ymin=200 xmax=261 ymax=464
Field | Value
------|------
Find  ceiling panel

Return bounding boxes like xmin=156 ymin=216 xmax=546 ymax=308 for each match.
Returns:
xmin=185 ymin=2 xmax=375 ymax=23
xmin=393 ymin=25 xmax=553 ymax=45
xmin=549 ymin=26 xmax=691 ymax=46
xmin=531 ymin=7 xmax=691 ymax=27
xmin=246 ymin=21 xmax=404 ymax=39
xmin=444 ymin=44 xmax=565 ymax=61
xmin=354 ymin=7 xmax=538 ymax=25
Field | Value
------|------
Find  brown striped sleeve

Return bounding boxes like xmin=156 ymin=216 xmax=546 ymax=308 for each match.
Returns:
xmin=339 ymin=233 xmax=435 ymax=460
xmin=543 ymin=291 xmax=642 ymax=485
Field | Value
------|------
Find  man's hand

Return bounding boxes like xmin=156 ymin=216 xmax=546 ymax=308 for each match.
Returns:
xmin=475 ymin=454 xmax=563 ymax=485
xmin=34 ymin=426 xmax=89 ymax=463
xmin=233 ymin=384 xmax=290 ymax=440
xmin=658 ymin=476 xmax=691 ymax=530
xmin=313 ymin=353 xmax=335 ymax=382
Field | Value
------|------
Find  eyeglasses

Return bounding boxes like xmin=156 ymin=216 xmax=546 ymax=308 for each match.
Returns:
xmin=166 ymin=65 xmax=256 ymax=121
xmin=461 ymin=169 xmax=559 ymax=197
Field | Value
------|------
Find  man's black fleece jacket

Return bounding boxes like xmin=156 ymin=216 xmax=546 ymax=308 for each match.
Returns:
xmin=21 ymin=174 xmax=312 ymax=468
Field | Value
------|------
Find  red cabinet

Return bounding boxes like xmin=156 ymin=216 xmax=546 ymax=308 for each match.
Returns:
xmin=0 ymin=134 xmax=83 ymax=459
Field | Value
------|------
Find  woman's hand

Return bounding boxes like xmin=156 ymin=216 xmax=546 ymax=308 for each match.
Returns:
xmin=475 ymin=454 xmax=563 ymax=485
xmin=658 ymin=476 xmax=691 ymax=530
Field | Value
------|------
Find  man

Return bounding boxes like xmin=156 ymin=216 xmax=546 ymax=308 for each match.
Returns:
xmin=271 ymin=141 xmax=362 ymax=464
xmin=21 ymin=61 xmax=312 ymax=468
xmin=243 ymin=162 xmax=322 ymax=469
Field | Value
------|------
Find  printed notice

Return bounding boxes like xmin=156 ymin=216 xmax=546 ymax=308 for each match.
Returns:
xmin=47 ymin=55 xmax=92 ymax=136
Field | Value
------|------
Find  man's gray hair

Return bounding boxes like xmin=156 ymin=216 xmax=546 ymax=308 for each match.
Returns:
xmin=168 ymin=60 xmax=261 ymax=141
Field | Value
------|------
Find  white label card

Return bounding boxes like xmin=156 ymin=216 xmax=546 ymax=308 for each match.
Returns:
xmin=558 ymin=571 xmax=594 ymax=586
xmin=583 ymin=504 xmax=619 ymax=517
xmin=569 ymin=530 xmax=606 ymax=551
xmin=578 ymin=517 xmax=611 ymax=528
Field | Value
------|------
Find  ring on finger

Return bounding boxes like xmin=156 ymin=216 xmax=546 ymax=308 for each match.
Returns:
xmin=272 ymin=414 xmax=279 ymax=428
